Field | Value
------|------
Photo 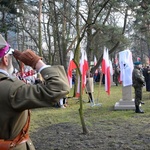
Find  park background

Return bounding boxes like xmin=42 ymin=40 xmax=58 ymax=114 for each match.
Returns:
xmin=1 ymin=1 xmax=150 ymax=149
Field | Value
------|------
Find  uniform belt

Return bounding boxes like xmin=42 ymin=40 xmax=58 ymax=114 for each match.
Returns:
xmin=0 ymin=133 xmax=29 ymax=150
xmin=0 ymin=110 xmax=30 ymax=150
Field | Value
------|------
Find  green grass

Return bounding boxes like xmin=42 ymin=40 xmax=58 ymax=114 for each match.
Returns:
xmin=30 ymin=83 xmax=150 ymax=133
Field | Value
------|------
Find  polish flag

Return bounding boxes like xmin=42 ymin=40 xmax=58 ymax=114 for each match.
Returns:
xmin=76 ymin=49 xmax=89 ymax=97
xmin=101 ymin=48 xmax=111 ymax=95
xmin=82 ymin=50 xmax=89 ymax=88
xmin=67 ymin=51 xmax=76 ymax=88
xmin=94 ymin=56 xmax=98 ymax=74
xmin=109 ymin=60 xmax=113 ymax=76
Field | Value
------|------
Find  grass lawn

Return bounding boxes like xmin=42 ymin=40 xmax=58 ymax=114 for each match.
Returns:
xmin=29 ymin=83 xmax=150 ymax=133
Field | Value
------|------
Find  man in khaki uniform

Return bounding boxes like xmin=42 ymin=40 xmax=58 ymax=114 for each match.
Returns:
xmin=132 ymin=62 xmax=145 ymax=113
xmin=0 ymin=35 xmax=70 ymax=150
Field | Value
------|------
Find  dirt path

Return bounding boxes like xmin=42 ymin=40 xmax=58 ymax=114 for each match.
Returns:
xmin=31 ymin=118 xmax=150 ymax=150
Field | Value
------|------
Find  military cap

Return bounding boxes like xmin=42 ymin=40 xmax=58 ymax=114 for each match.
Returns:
xmin=0 ymin=34 xmax=14 ymax=58
xmin=134 ymin=61 xmax=141 ymax=65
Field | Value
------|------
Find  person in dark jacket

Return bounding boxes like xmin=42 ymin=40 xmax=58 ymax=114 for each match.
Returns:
xmin=132 ymin=62 xmax=145 ymax=113
xmin=142 ymin=64 xmax=150 ymax=92
xmin=113 ymin=65 xmax=120 ymax=86
xmin=0 ymin=34 xmax=70 ymax=150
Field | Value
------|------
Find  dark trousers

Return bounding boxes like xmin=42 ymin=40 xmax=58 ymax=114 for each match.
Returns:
xmin=134 ymin=87 xmax=142 ymax=105
xmin=88 ymin=93 xmax=94 ymax=103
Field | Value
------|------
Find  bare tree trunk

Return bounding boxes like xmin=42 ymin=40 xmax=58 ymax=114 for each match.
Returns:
xmin=53 ymin=0 xmax=63 ymax=65
xmin=86 ymin=0 xmax=93 ymax=67
xmin=38 ymin=0 xmax=42 ymax=56
xmin=74 ymin=0 xmax=89 ymax=135
xmin=73 ymin=59 xmax=89 ymax=135
xmin=62 ymin=0 xmax=67 ymax=71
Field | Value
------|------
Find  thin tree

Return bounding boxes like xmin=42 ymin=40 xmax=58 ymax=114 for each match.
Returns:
xmin=38 ymin=0 xmax=42 ymax=56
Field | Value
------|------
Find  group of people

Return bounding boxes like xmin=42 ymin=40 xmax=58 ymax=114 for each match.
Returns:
xmin=0 ymin=33 xmax=149 ymax=149
xmin=93 ymin=65 xmax=120 ymax=86
xmin=14 ymin=70 xmax=43 ymax=85
xmin=85 ymin=61 xmax=147 ymax=114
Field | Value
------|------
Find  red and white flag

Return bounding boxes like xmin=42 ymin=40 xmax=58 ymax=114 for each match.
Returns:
xmin=101 ymin=48 xmax=111 ymax=95
xmin=76 ymin=49 xmax=89 ymax=97
xmin=24 ymin=66 xmax=35 ymax=84
xmin=67 ymin=51 xmax=76 ymax=88
xmin=94 ymin=56 xmax=98 ymax=74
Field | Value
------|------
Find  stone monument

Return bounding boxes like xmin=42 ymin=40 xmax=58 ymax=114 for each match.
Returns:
xmin=114 ymin=85 xmax=135 ymax=110
xmin=114 ymin=50 xmax=135 ymax=110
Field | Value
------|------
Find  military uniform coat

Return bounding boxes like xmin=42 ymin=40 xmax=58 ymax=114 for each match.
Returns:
xmin=0 ymin=66 xmax=70 ymax=150
xmin=132 ymin=67 xmax=145 ymax=105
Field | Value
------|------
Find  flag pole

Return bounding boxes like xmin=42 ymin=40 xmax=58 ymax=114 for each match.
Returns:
xmin=96 ymin=72 xmax=103 ymax=104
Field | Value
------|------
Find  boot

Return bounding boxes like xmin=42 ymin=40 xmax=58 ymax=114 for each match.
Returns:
xmin=135 ymin=105 xmax=144 ymax=113
xmin=90 ymin=99 xmax=94 ymax=103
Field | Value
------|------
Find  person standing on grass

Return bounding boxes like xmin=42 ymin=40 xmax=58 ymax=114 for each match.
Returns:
xmin=85 ymin=69 xmax=94 ymax=103
xmin=142 ymin=64 xmax=150 ymax=92
xmin=113 ymin=65 xmax=120 ymax=86
xmin=0 ymin=34 xmax=70 ymax=150
xmin=132 ymin=62 xmax=145 ymax=113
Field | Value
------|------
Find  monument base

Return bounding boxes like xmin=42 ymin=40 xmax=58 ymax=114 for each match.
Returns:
xmin=114 ymin=99 xmax=136 ymax=110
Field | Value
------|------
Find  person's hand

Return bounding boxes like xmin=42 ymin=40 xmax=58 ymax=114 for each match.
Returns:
xmin=13 ymin=49 xmax=42 ymax=69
